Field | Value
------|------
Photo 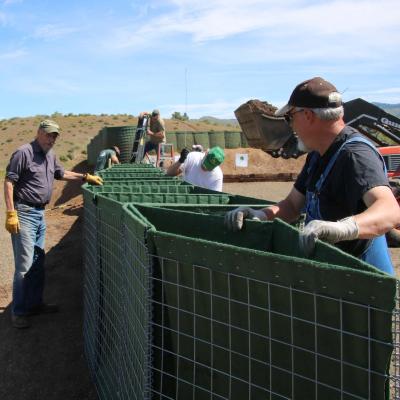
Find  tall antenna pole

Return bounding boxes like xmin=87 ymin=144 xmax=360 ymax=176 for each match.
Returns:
xmin=184 ymin=67 xmax=188 ymax=147
xmin=185 ymin=67 xmax=188 ymax=117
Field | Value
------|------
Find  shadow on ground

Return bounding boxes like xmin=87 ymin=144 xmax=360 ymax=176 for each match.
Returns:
xmin=54 ymin=160 xmax=89 ymax=207
xmin=0 ymin=215 xmax=97 ymax=400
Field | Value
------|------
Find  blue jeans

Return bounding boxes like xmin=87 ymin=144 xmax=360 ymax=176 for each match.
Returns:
xmin=11 ymin=204 xmax=46 ymax=315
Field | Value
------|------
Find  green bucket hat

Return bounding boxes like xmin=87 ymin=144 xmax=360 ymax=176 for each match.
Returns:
xmin=202 ymin=146 xmax=225 ymax=171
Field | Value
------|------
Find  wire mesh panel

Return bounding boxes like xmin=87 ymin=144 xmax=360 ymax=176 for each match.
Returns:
xmin=149 ymin=231 xmax=396 ymax=400
xmin=83 ymin=191 xmax=400 ymax=400
xmin=83 ymin=190 xmax=101 ymax=376
xmin=392 ymin=281 xmax=400 ymax=399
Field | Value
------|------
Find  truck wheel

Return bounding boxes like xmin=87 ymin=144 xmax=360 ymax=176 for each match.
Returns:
xmin=386 ymin=228 xmax=400 ymax=247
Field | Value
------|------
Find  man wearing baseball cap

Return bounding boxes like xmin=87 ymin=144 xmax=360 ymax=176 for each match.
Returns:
xmin=225 ymin=77 xmax=400 ymax=274
xmin=4 ymin=119 xmax=103 ymax=328
xmin=138 ymin=109 xmax=166 ymax=159
xmin=167 ymin=146 xmax=224 ymax=191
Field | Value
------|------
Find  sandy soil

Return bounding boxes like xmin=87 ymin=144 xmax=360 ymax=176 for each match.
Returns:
xmin=0 ymin=156 xmax=398 ymax=399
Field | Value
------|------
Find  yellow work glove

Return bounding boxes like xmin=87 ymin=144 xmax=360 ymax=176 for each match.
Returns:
xmin=5 ymin=210 xmax=20 ymax=234
xmin=84 ymin=173 xmax=103 ymax=186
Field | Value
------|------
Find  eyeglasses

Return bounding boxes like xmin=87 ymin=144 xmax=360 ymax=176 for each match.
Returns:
xmin=284 ymin=108 xmax=304 ymax=124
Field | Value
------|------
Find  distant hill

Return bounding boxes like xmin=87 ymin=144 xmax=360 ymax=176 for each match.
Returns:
xmin=0 ymin=113 xmax=240 ymax=171
xmin=373 ymin=102 xmax=400 ymax=118
xmin=197 ymin=116 xmax=239 ymax=127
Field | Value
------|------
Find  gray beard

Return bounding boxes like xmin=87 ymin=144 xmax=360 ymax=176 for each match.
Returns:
xmin=296 ymin=136 xmax=311 ymax=153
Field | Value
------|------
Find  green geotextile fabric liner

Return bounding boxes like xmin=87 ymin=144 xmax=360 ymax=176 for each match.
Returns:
xmin=99 ymin=176 xmax=181 ymax=182
xmin=89 ymin=184 xmax=195 ymax=195
xmin=130 ymin=205 xmax=395 ymax=400
xmin=145 ymin=231 xmax=395 ymax=400
xmin=110 ymin=163 xmax=157 ymax=168
xmin=84 ymin=181 xmax=183 ymax=192
xmin=93 ymin=192 xmax=232 ymax=205
xmin=98 ymin=171 xmax=166 ymax=179
xmin=99 ymin=168 xmax=163 ymax=175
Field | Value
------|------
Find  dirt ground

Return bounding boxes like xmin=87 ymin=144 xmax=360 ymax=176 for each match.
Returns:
xmin=0 ymin=153 xmax=399 ymax=399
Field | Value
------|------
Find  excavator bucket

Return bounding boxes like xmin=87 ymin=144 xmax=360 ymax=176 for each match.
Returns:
xmin=234 ymin=99 xmax=302 ymax=158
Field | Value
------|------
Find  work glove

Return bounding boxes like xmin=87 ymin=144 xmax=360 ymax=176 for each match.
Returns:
xmin=5 ymin=210 xmax=20 ymax=234
xmin=224 ymin=207 xmax=267 ymax=232
xmin=84 ymin=173 xmax=103 ymax=186
xmin=178 ymin=148 xmax=189 ymax=163
xmin=299 ymin=217 xmax=359 ymax=257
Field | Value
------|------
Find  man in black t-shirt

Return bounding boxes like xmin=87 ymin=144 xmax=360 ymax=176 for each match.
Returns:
xmin=225 ymin=77 xmax=400 ymax=274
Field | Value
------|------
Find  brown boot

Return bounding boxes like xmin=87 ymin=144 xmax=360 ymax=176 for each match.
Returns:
xmin=11 ymin=315 xmax=30 ymax=329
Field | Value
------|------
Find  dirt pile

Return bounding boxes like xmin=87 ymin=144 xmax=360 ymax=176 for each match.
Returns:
xmin=235 ymin=99 xmax=277 ymax=116
xmin=221 ymin=147 xmax=305 ymax=179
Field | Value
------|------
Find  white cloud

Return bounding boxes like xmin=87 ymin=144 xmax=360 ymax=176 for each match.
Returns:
xmin=345 ymin=87 xmax=400 ymax=104
xmin=13 ymin=78 xmax=81 ymax=95
xmin=104 ymin=0 xmax=400 ymax=51
xmin=0 ymin=49 xmax=27 ymax=59
xmin=33 ymin=24 xmax=80 ymax=40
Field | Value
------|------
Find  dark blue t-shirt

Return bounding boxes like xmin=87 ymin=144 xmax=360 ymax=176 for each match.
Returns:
xmin=294 ymin=126 xmax=389 ymax=256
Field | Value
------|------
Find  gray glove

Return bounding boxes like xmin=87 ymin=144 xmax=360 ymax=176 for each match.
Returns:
xmin=224 ymin=207 xmax=267 ymax=232
xmin=299 ymin=217 xmax=359 ymax=256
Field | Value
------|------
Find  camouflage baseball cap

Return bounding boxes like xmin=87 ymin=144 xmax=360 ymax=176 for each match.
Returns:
xmin=202 ymin=146 xmax=225 ymax=171
xmin=38 ymin=119 xmax=60 ymax=134
xmin=152 ymin=109 xmax=160 ymax=116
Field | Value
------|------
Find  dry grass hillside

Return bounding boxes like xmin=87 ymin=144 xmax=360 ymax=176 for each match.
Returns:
xmin=0 ymin=113 xmax=240 ymax=171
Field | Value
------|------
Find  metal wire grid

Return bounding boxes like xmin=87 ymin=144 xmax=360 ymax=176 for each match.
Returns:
xmin=83 ymin=198 xmax=400 ymax=400
xmin=391 ymin=280 xmax=400 ymax=399
xmin=83 ymin=205 xmax=152 ymax=400
xmin=150 ymin=255 xmax=396 ymax=400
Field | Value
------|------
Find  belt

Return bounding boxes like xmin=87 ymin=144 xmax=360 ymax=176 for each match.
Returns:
xmin=16 ymin=199 xmax=46 ymax=209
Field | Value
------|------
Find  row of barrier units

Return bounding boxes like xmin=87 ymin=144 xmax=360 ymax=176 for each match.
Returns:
xmin=87 ymin=127 xmax=248 ymax=166
xmin=82 ymin=163 xmax=400 ymax=400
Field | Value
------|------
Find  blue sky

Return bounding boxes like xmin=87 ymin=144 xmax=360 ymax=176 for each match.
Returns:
xmin=1 ymin=0 xmax=399 ymax=119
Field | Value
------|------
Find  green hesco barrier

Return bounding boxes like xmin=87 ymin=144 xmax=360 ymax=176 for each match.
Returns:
xmin=209 ymin=131 xmax=225 ymax=148
xmin=110 ymin=163 xmax=157 ymax=169
xmin=87 ymin=137 xmax=97 ymax=166
xmin=98 ymin=171 xmax=166 ymax=179
xmin=94 ymin=192 xmax=232 ymax=205
xmin=165 ymin=131 xmax=177 ymax=151
xmin=83 ymin=185 xmax=398 ymax=400
xmin=88 ymin=184 xmax=195 ymax=195
xmin=224 ymin=131 xmax=242 ymax=148
xmin=240 ymin=131 xmax=249 ymax=148
xmin=92 ymin=133 xmax=102 ymax=166
xmin=83 ymin=193 xmax=154 ymax=399
xmin=133 ymin=205 xmax=396 ymax=400
xmin=106 ymin=125 xmax=136 ymax=163
xmin=99 ymin=127 xmax=108 ymax=154
xmin=194 ymin=131 xmax=210 ymax=149
xmin=97 ymin=176 xmax=182 ymax=183
xmin=176 ymin=131 xmax=195 ymax=150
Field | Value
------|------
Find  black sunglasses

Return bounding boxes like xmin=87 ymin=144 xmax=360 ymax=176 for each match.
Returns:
xmin=284 ymin=108 xmax=304 ymax=124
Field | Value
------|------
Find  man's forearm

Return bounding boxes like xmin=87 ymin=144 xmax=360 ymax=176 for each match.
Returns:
xmin=166 ymin=161 xmax=182 ymax=177
xmin=4 ymin=179 xmax=15 ymax=211
xmin=263 ymin=199 xmax=301 ymax=223
xmin=153 ymin=131 xmax=165 ymax=139
xmin=62 ymin=170 xmax=86 ymax=181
